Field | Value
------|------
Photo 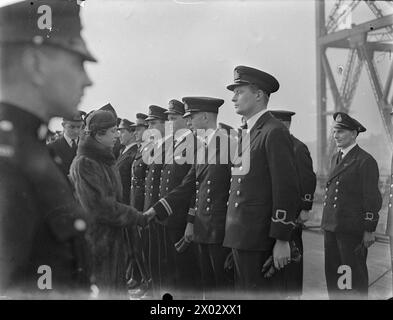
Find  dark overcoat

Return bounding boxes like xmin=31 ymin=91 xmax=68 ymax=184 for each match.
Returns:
xmin=0 ymin=102 xmax=90 ymax=296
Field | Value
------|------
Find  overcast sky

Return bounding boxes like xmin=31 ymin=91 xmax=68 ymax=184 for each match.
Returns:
xmin=11 ymin=0 xmax=390 ymax=144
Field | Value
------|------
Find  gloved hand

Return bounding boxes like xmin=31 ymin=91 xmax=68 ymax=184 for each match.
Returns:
xmin=174 ymin=236 xmax=190 ymax=253
xmin=224 ymin=251 xmax=234 ymax=273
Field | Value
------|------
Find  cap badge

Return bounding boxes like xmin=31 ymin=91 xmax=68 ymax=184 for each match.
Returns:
xmin=336 ymin=114 xmax=342 ymax=122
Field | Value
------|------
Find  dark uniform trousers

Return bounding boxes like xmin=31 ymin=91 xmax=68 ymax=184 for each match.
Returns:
xmin=224 ymin=112 xmax=301 ymax=297
xmin=283 ymin=135 xmax=316 ymax=298
xmin=324 ymin=231 xmax=368 ymax=299
xmin=156 ymin=134 xmax=202 ymax=297
xmin=129 ymin=144 xmax=150 ymax=286
xmin=321 ymin=145 xmax=381 ymax=299
xmin=154 ymin=132 xmax=234 ymax=297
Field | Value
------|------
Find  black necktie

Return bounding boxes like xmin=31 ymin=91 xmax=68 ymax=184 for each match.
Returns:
xmin=336 ymin=150 xmax=343 ymax=166
xmin=71 ymin=139 xmax=77 ymax=151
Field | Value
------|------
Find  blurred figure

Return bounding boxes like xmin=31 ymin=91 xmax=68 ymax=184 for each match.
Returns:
xmin=48 ymin=111 xmax=85 ymax=177
xmin=69 ymin=110 xmax=149 ymax=297
xmin=0 ymin=0 xmax=95 ymax=297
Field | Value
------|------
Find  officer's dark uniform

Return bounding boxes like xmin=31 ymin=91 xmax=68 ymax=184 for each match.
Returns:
xmin=47 ymin=112 xmax=85 ymax=178
xmin=224 ymin=66 xmax=301 ymax=296
xmin=0 ymin=0 xmax=95 ymax=296
xmin=115 ymin=119 xmax=138 ymax=204
xmin=155 ymin=100 xmax=201 ymax=295
xmin=270 ymin=110 xmax=317 ymax=298
xmin=153 ymin=97 xmax=233 ymax=295
xmin=321 ymin=112 xmax=382 ymax=299
xmin=128 ymin=114 xmax=150 ymax=291
xmin=142 ymin=105 xmax=169 ymax=295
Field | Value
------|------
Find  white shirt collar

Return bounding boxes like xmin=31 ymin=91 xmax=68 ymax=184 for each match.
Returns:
xmin=246 ymin=108 xmax=270 ymax=133
xmin=340 ymin=142 xmax=357 ymax=158
xmin=122 ymin=142 xmax=138 ymax=154
xmin=63 ymin=134 xmax=77 ymax=147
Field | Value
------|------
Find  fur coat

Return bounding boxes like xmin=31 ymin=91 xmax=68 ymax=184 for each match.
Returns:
xmin=69 ymin=135 xmax=143 ymax=294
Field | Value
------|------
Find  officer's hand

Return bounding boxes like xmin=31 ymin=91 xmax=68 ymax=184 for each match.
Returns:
xmin=143 ymin=208 xmax=157 ymax=224
xmin=273 ymin=240 xmax=291 ymax=270
xmin=297 ymin=210 xmax=311 ymax=224
xmin=184 ymin=222 xmax=194 ymax=243
xmin=362 ymin=231 xmax=375 ymax=248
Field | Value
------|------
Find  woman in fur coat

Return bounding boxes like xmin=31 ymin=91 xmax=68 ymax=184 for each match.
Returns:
xmin=70 ymin=110 xmax=147 ymax=297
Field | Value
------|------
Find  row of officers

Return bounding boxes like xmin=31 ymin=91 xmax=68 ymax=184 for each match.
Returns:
xmin=0 ymin=0 xmax=382 ymax=300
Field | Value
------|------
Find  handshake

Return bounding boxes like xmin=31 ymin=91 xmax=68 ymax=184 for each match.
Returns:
xmin=136 ymin=208 xmax=159 ymax=227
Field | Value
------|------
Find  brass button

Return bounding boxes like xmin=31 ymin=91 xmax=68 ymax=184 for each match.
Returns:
xmin=207 ymin=189 xmax=210 ymax=194
xmin=207 ymin=180 xmax=211 ymax=185
xmin=238 ymin=178 xmax=242 ymax=183
xmin=74 ymin=219 xmax=86 ymax=231
xmin=237 ymin=190 xmax=240 ymax=196
xmin=196 ymin=181 xmax=199 ymax=186
xmin=333 ymin=204 xmax=337 ymax=208
xmin=226 ymin=201 xmax=229 ymax=206
xmin=335 ymin=189 xmax=338 ymax=193
xmin=336 ymin=181 xmax=339 ymax=185
xmin=235 ymin=202 xmax=239 ymax=208
xmin=207 ymin=198 xmax=211 ymax=203
xmin=206 ymin=207 xmax=210 ymax=212
xmin=334 ymin=197 xmax=337 ymax=201
xmin=323 ymin=202 xmax=326 ymax=206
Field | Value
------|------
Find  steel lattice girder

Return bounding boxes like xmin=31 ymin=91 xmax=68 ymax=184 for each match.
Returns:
xmin=315 ymin=0 xmax=393 ymax=176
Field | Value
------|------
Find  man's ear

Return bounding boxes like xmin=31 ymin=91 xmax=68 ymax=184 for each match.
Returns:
xmin=21 ymin=46 xmax=47 ymax=87
xmin=61 ymin=121 xmax=66 ymax=129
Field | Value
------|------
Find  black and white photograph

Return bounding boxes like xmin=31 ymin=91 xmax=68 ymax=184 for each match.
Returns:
xmin=0 ymin=0 xmax=392 ymax=304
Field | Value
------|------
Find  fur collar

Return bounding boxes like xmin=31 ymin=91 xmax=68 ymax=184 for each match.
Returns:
xmin=77 ymin=135 xmax=116 ymax=166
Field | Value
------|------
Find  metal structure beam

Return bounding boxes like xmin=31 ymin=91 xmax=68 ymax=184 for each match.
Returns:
xmin=315 ymin=0 xmax=393 ymax=176
xmin=316 ymin=0 xmax=327 ymax=176
xmin=318 ymin=14 xmax=393 ymax=46
xmin=328 ymin=40 xmax=393 ymax=52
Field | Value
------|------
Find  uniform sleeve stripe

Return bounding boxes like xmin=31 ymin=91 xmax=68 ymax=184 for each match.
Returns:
xmin=160 ymin=198 xmax=173 ymax=216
